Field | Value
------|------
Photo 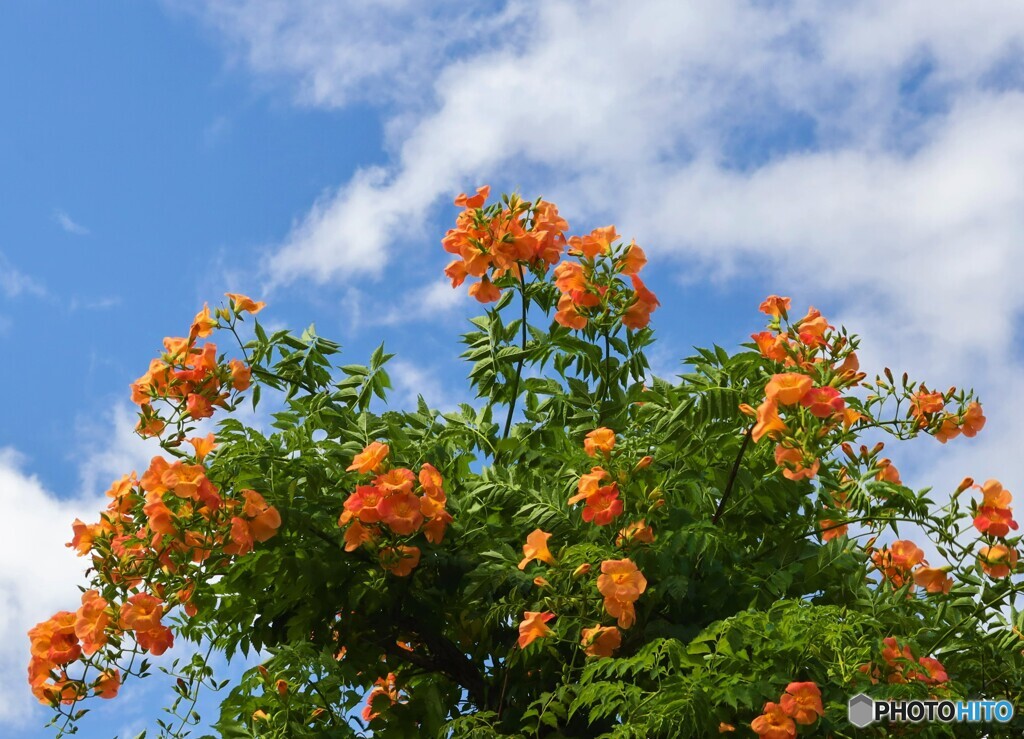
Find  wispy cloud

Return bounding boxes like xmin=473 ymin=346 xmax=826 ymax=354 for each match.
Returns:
xmin=202 ymin=114 xmax=231 ymax=148
xmin=172 ymin=0 xmax=525 ymax=108
xmin=53 ymin=208 xmax=90 ymax=236
xmin=68 ymin=295 xmax=123 ymax=312
xmin=360 ymin=279 xmax=467 ymax=328
xmin=388 ymin=358 xmax=457 ymax=411
xmin=0 ymin=252 xmax=46 ymax=299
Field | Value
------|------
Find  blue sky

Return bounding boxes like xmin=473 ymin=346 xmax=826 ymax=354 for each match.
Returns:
xmin=5 ymin=1 xmax=1024 ymax=736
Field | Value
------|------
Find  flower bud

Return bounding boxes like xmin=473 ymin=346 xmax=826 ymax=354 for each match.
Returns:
xmin=634 ymin=456 xmax=654 ymax=471
xmin=572 ymin=563 xmax=591 ymax=579
xmin=953 ymin=477 xmax=974 ymax=497
xmin=533 ymin=577 xmax=550 ymax=588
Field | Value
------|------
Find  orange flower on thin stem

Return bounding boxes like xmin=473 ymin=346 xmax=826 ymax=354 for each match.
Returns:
xmin=225 ymin=292 xmax=266 ymax=315
xmin=750 ymin=399 xmax=786 ymax=443
xmin=348 ymin=442 xmax=389 ymax=474
xmin=759 ymin=295 xmax=791 ymax=318
xmin=765 ymin=373 xmax=812 ymax=406
xmin=518 ymin=529 xmax=556 ymax=570
xmin=581 ymin=484 xmax=624 ymax=526
xmin=187 ymin=433 xmax=217 ymax=461
xmin=584 ymin=428 xmax=616 ymax=457
xmin=779 ymin=682 xmax=823 ymax=725
xmin=518 ymin=611 xmax=555 ymax=648
xmin=597 ymin=559 xmax=647 ymax=629
xmin=961 ymin=401 xmax=986 ymax=437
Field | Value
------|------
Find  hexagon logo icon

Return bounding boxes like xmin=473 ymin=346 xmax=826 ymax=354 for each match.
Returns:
xmin=848 ymin=693 xmax=875 ymax=728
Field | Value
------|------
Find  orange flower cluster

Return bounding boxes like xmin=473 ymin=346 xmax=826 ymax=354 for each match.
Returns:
xmin=750 ymin=298 xmax=836 ymax=366
xmin=745 ymin=296 xmax=988 ymax=564
xmin=120 ymin=593 xmax=174 ymax=656
xmin=910 ymin=386 xmax=986 ymax=443
xmin=130 ymin=293 xmax=262 ymax=438
xmin=964 ymin=479 xmax=1020 ymax=581
xmin=28 ymin=589 xmax=175 ymax=706
xmin=28 ymin=596 xmax=120 ymax=705
xmin=567 ymin=429 xmax=653 ymax=529
xmin=338 ymin=442 xmax=451 ymax=576
xmin=443 ymin=187 xmax=569 ymax=302
xmin=553 ymin=230 xmax=659 ymax=332
xmin=859 ymin=638 xmax=948 ymax=686
xmin=33 ymin=432 xmax=281 ymax=707
xmin=596 ymin=559 xmax=647 ymax=629
xmin=31 ymin=294 xmax=276 ymax=712
xmin=973 ymin=479 xmax=1019 ymax=538
xmin=442 ymin=188 xmax=660 ymax=330
xmin=751 ymin=682 xmax=824 ymax=738
xmin=568 ymin=465 xmax=623 ymax=528
xmin=89 ymin=455 xmax=280 ymax=579
xmin=870 ymin=540 xmax=925 ymax=590
xmin=742 ymin=298 xmax=867 ymax=484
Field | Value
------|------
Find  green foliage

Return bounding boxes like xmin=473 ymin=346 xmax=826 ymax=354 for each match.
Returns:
xmin=41 ymin=217 xmax=1024 ymax=739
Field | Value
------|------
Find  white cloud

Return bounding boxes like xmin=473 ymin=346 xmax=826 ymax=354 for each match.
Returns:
xmin=631 ymin=92 xmax=1024 ymax=379
xmin=182 ymin=1 xmax=1024 ymax=330
xmin=354 ymin=279 xmax=467 ymax=329
xmin=0 ymin=405 xmax=164 ymax=725
xmin=388 ymin=358 xmax=456 ymax=411
xmin=74 ymin=405 xmax=164 ymax=499
xmin=1 ymin=397 xmax=278 ymax=728
xmin=53 ymin=209 xmax=90 ymax=236
xmin=0 ymin=253 xmax=45 ymax=299
xmin=171 ymin=0 xmax=525 ymax=108
xmin=0 ymin=449 xmax=105 ymax=724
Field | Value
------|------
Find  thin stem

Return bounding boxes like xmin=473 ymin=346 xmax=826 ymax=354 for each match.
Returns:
xmin=502 ymin=266 xmax=529 ymax=441
xmin=602 ymin=328 xmax=611 ymax=407
xmin=712 ymin=425 xmax=754 ymax=524
xmin=170 ymin=640 xmax=217 ymax=738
